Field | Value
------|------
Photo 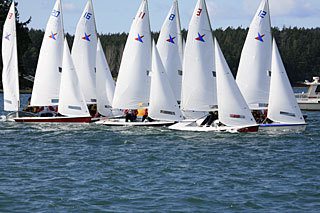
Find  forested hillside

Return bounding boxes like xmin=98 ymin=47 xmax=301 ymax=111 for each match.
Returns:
xmin=1 ymin=1 xmax=319 ymax=90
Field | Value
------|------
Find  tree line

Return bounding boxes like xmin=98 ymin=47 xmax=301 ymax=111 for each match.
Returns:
xmin=1 ymin=1 xmax=320 ymax=90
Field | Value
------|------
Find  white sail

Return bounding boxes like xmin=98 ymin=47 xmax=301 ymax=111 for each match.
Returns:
xmin=31 ymin=0 xmax=64 ymax=106
xmin=236 ymin=0 xmax=272 ymax=109
xmin=181 ymin=0 xmax=217 ymax=112
xmin=267 ymin=39 xmax=305 ymax=124
xmin=215 ymin=38 xmax=256 ymax=127
xmin=96 ymin=39 xmax=116 ymax=117
xmin=58 ymin=40 xmax=90 ymax=117
xmin=2 ymin=1 xmax=19 ymax=112
xmin=112 ymin=0 xmax=152 ymax=109
xmin=149 ymin=42 xmax=183 ymax=122
xmin=157 ymin=0 xmax=183 ymax=102
xmin=72 ymin=0 xmax=97 ymax=104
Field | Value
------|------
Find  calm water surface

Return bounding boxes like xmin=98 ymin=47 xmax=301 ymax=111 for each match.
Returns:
xmin=0 ymin=94 xmax=319 ymax=212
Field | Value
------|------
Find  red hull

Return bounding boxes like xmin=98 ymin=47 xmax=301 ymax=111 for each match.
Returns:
xmin=14 ymin=117 xmax=92 ymax=123
xmin=237 ymin=125 xmax=259 ymax=133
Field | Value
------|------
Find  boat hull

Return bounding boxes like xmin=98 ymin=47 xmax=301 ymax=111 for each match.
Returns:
xmin=259 ymin=123 xmax=307 ymax=132
xmin=14 ymin=116 xmax=92 ymax=123
xmin=96 ymin=118 xmax=174 ymax=127
xmin=297 ymin=102 xmax=320 ymax=111
xmin=169 ymin=121 xmax=259 ymax=133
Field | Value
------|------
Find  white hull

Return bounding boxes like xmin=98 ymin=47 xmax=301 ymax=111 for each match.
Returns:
xmin=169 ymin=120 xmax=259 ymax=133
xmin=297 ymin=101 xmax=320 ymax=111
xmin=259 ymin=123 xmax=307 ymax=132
xmin=96 ymin=118 xmax=174 ymax=127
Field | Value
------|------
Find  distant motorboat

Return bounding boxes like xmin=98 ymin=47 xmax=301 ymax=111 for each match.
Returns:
xmin=295 ymin=77 xmax=320 ymax=111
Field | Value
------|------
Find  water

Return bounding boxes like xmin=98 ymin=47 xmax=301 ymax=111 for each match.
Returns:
xmin=0 ymin=94 xmax=320 ymax=212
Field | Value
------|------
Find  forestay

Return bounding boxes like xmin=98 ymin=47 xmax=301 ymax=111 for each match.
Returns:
xmin=236 ymin=0 xmax=272 ymax=109
xmin=31 ymin=0 xmax=64 ymax=106
xmin=157 ymin=0 xmax=183 ymax=102
xmin=112 ymin=0 xmax=152 ymax=109
xmin=215 ymin=39 xmax=256 ymax=127
xmin=58 ymin=40 xmax=90 ymax=117
xmin=96 ymin=39 xmax=116 ymax=117
xmin=149 ymin=42 xmax=183 ymax=122
xmin=2 ymin=1 xmax=19 ymax=112
xmin=72 ymin=0 xmax=98 ymax=104
xmin=267 ymin=39 xmax=305 ymax=124
xmin=181 ymin=0 xmax=217 ymax=112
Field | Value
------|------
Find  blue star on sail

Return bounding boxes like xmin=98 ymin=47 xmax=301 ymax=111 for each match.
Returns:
xmin=166 ymin=35 xmax=176 ymax=44
xmin=195 ymin=33 xmax=205 ymax=42
xmin=255 ymin=33 xmax=265 ymax=42
xmin=135 ymin=34 xmax=144 ymax=43
xmin=49 ymin=32 xmax=57 ymax=40
xmin=82 ymin=33 xmax=91 ymax=41
xmin=5 ymin=33 xmax=11 ymax=41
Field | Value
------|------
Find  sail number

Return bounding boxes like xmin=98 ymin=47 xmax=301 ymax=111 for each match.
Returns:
xmin=169 ymin=14 xmax=176 ymax=21
xmin=8 ymin=13 xmax=13 ymax=19
xmin=84 ymin=12 xmax=92 ymax=20
xmin=139 ymin=12 xmax=146 ymax=19
xmin=51 ymin=10 xmax=60 ymax=18
xmin=196 ymin=8 xmax=202 ymax=16
xmin=258 ymin=10 xmax=267 ymax=18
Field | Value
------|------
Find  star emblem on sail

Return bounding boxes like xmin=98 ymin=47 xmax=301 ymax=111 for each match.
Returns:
xmin=195 ymin=33 xmax=205 ymax=42
xmin=166 ymin=35 xmax=176 ymax=44
xmin=135 ymin=34 xmax=144 ymax=43
xmin=82 ymin=33 xmax=91 ymax=41
xmin=255 ymin=33 xmax=265 ymax=42
xmin=4 ymin=33 xmax=11 ymax=41
xmin=49 ymin=32 xmax=57 ymax=40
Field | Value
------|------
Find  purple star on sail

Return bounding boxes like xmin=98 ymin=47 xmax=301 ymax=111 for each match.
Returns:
xmin=166 ymin=35 xmax=176 ymax=44
xmin=5 ymin=33 xmax=11 ymax=41
xmin=135 ymin=34 xmax=144 ymax=43
xmin=255 ymin=33 xmax=265 ymax=42
xmin=49 ymin=32 xmax=57 ymax=40
xmin=195 ymin=33 xmax=205 ymax=42
xmin=82 ymin=33 xmax=91 ymax=42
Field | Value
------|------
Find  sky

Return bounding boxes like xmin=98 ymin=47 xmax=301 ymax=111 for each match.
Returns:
xmin=16 ymin=0 xmax=320 ymax=34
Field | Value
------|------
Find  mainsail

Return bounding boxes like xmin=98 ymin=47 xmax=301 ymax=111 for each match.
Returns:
xmin=72 ymin=0 xmax=98 ymax=104
xmin=236 ymin=0 xmax=272 ymax=109
xmin=2 ymin=1 xmax=19 ymax=112
xmin=31 ymin=0 xmax=64 ymax=106
xmin=157 ymin=0 xmax=183 ymax=102
xmin=181 ymin=0 xmax=217 ymax=112
xmin=112 ymin=0 xmax=152 ymax=109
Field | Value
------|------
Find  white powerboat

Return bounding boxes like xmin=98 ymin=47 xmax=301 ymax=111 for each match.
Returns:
xmin=295 ymin=77 xmax=320 ymax=111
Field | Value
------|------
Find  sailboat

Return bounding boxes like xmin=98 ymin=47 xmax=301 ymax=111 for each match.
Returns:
xmin=98 ymin=0 xmax=175 ymax=126
xmin=2 ymin=1 xmax=21 ymax=120
xmin=169 ymin=0 xmax=217 ymax=129
xmin=14 ymin=0 xmax=91 ymax=123
xmin=157 ymin=0 xmax=183 ymax=103
xmin=236 ymin=0 xmax=272 ymax=110
xmin=95 ymin=38 xmax=120 ymax=117
xmin=170 ymin=39 xmax=259 ymax=132
xmin=15 ymin=40 xmax=91 ymax=123
xmin=72 ymin=0 xmax=98 ymax=104
xmin=260 ymin=39 xmax=306 ymax=131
